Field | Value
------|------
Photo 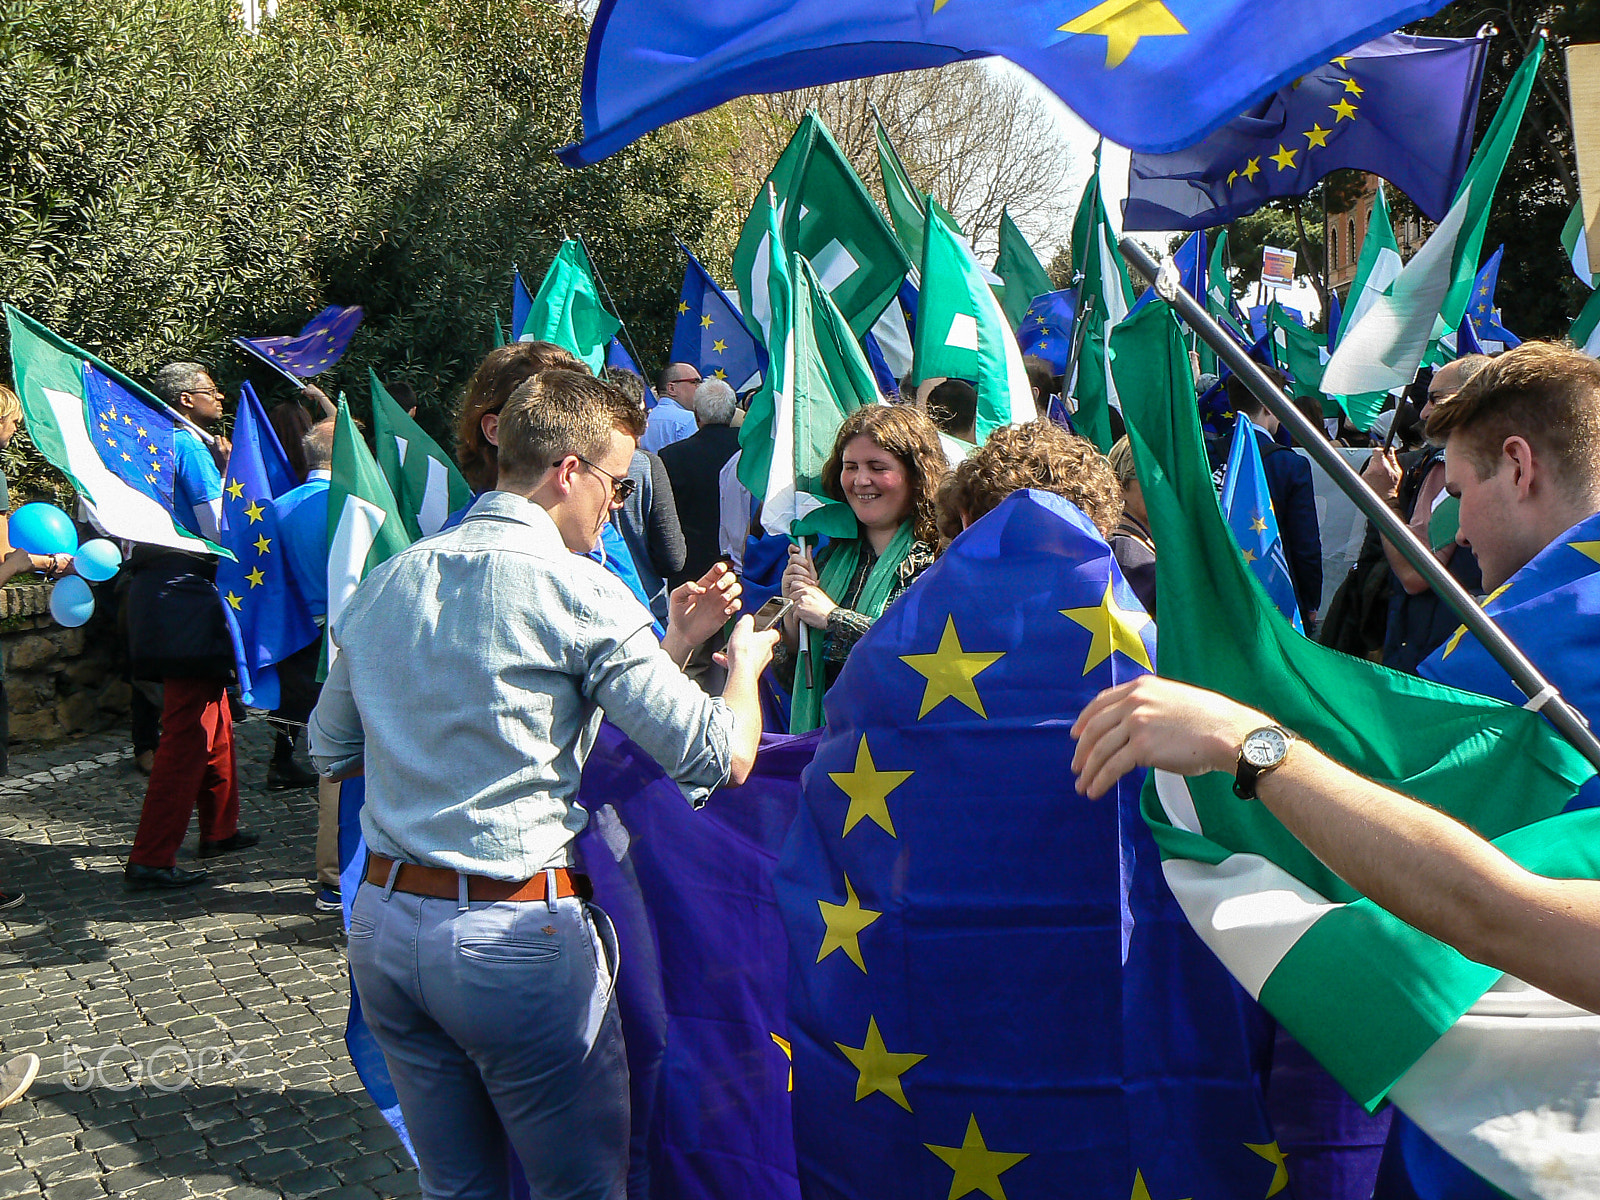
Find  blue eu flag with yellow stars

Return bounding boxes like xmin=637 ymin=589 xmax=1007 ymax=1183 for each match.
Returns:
xmin=82 ymin=362 xmax=177 ymax=510
xmin=215 ymin=382 xmax=318 ymax=709
xmin=1465 ymin=245 xmax=1522 ymax=351
xmin=1220 ymin=416 xmax=1304 ymax=633
xmin=776 ymin=489 xmax=1282 ymax=1200
xmin=1016 ymin=288 xmax=1077 ymax=374
xmin=1124 ymin=32 xmax=1486 ymax=231
xmin=671 ymin=246 xmax=765 ymax=391
xmin=235 ymin=304 xmax=363 ymax=382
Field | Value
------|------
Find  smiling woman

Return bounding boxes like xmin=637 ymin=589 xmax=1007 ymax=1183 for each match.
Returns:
xmin=774 ymin=405 xmax=947 ymax=733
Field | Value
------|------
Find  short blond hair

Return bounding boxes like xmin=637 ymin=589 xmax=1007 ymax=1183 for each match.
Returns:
xmin=0 ymin=386 xmax=21 ymax=425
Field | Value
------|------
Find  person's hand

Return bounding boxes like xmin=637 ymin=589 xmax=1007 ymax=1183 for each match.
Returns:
xmin=715 ymin=614 xmax=780 ymax=677
xmin=210 ymin=435 xmax=232 ymax=470
xmin=40 ymin=553 xmax=71 ymax=579
xmin=781 ymin=544 xmax=818 ymax=596
xmin=1070 ymin=676 xmax=1269 ymax=800
xmin=1361 ymin=448 xmax=1402 ymax=501
xmin=788 ymin=578 xmax=836 ymax=630
xmin=667 ymin=562 xmax=741 ymax=648
xmin=302 ymin=384 xmax=336 ymax=419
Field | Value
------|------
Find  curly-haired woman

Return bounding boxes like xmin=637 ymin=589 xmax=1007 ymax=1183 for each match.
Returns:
xmin=934 ymin=420 xmax=1123 ymax=542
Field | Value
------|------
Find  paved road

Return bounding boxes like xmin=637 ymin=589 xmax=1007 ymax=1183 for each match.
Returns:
xmin=0 ymin=721 xmax=416 ymax=1199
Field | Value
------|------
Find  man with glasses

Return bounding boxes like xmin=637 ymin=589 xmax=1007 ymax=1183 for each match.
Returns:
xmin=641 ymin=361 xmax=701 ymax=453
xmin=311 ymin=368 xmax=777 ymax=1198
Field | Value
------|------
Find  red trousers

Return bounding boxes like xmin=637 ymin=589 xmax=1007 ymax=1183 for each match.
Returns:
xmin=129 ymin=678 xmax=239 ymax=868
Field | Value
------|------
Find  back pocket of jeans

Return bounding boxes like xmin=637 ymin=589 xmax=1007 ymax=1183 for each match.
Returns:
xmin=458 ymin=937 xmax=561 ymax=964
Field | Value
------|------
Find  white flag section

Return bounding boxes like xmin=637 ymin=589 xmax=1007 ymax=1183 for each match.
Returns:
xmin=869 ymin=297 xmax=913 ymax=381
xmin=40 ymin=386 xmax=214 ymax=555
xmin=325 ymin=495 xmax=389 ymax=668
xmin=758 ymin=319 xmax=810 ymax=538
xmin=389 ymin=432 xmax=451 ymax=538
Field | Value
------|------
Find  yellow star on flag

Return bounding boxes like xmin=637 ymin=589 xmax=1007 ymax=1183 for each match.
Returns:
xmin=105 ymin=437 xmax=117 ymax=449
xmin=1250 ymin=512 xmax=1268 ymax=533
xmin=829 ymin=735 xmax=912 ymax=837
xmin=1303 ymin=123 xmax=1330 ymax=148
xmin=146 ymin=443 xmax=158 ymax=454
xmin=817 ymin=874 xmax=882 ymax=972
xmin=123 ymin=414 xmax=133 ymax=425
xmin=1060 ymin=579 xmax=1153 ymax=674
xmin=148 ymin=461 xmax=160 ymax=473
xmin=1330 ymin=98 xmax=1358 ymax=121
xmin=1571 ymin=540 xmax=1600 ymax=564
xmin=1227 ymin=170 xmax=1239 ymax=187
xmin=1059 ymin=0 xmax=1187 ymax=70
xmin=1270 ymin=144 xmax=1298 ymax=171
xmin=99 ymin=422 xmax=110 ymax=431
xmin=837 ymin=1016 xmax=926 ymax=1112
xmin=1240 ymin=157 xmax=1262 ymax=182
xmin=226 ymin=479 xmax=245 ymax=500
xmin=677 ymin=301 xmax=690 ymax=314
xmin=700 ymin=314 xmax=714 ymax=329
xmin=224 ymin=591 xmax=243 ymax=611
xmin=1242 ymin=548 xmax=1257 ymax=564
xmin=1343 ymin=77 xmax=1364 ymax=96
xmin=1129 ymin=1168 xmax=1191 ymax=1200
xmin=899 ymin=615 xmax=1004 ymax=718
xmin=136 ymin=426 xmax=147 ymax=438
xmin=246 ymin=567 xmax=266 ymax=588
xmin=713 ymin=368 xmax=727 ymax=378
xmin=712 ymin=338 xmax=728 ymax=354
xmin=253 ymin=534 xmax=272 ymax=555
xmin=1441 ymin=582 xmax=1513 ymax=658
xmin=1246 ymin=1141 xmax=1290 ymax=1197
xmin=925 ymin=1114 xmax=1029 ymax=1199
xmin=121 ymin=453 xmax=132 ymax=462
xmin=770 ymin=1032 xmax=793 ymax=1092
xmin=1331 ymin=55 xmax=1352 ymax=68
xmin=244 ymin=500 xmax=266 ymax=524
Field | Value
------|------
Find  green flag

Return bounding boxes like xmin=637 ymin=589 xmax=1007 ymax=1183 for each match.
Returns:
xmin=913 ymin=214 xmax=1033 ymax=439
xmin=520 ymin=239 xmax=622 ymax=373
xmin=994 ymin=208 xmax=1054 ymax=332
xmin=1564 ymin=201 xmax=1598 ymax=289
xmin=1268 ymin=302 xmax=1328 ymax=406
xmin=491 ymin=308 xmax=506 ymax=350
xmin=326 ymin=399 xmax=412 ymax=667
xmin=369 ymin=368 xmax=473 ymax=540
xmin=734 ymin=112 xmax=909 ymax=341
xmin=1572 ymin=285 xmax=1600 ymax=357
xmin=1067 ymin=147 xmax=1133 ymax=452
xmin=1323 ymin=43 xmax=1542 ymax=397
xmin=1112 ymin=298 xmax=1596 ymax=1110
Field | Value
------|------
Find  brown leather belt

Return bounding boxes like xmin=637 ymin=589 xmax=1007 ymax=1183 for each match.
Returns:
xmin=366 ymin=854 xmax=592 ymax=903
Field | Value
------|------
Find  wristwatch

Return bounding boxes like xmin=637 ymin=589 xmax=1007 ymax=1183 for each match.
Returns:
xmin=1233 ymin=725 xmax=1295 ymax=800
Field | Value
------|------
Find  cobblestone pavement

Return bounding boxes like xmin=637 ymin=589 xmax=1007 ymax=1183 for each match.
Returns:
xmin=0 ymin=719 xmax=418 ymax=1199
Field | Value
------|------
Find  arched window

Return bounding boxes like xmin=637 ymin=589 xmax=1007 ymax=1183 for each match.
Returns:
xmin=1329 ymin=226 xmax=1339 ymax=270
xmin=1348 ymin=217 xmax=1357 ymax=260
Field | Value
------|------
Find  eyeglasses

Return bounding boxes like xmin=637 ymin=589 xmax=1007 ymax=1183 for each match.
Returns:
xmin=669 ymin=376 xmax=702 ymax=387
xmin=556 ymin=455 xmax=636 ymax=505
xmin=187 ymin=388 xmax=224 ymax=400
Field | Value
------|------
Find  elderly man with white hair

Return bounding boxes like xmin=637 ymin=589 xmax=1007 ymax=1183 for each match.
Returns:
xmin=659 ymin=379 xmax=743 ymax=588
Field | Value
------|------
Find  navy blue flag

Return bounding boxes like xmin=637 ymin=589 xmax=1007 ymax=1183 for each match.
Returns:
xmin=561 ymin=0 xmax=1458 ymax=166
xmin=1123 ymin=33 xmax=1485 ymax=231
xmin=671 ymin=247 xmax=765 ymax=390
xmin=216 ymin=383 xmax=318 ymax=708
xmin=605 ymin=337 xmax=657 ymax=406
xmin=1465 ymin=245 xmax=1522 ymax=350
xmin=776 ymin=488 xmax=1281 ymax=1200
xmin=512 ymin=268 xmax=535 ymax=341
xmin=1016 ymin=288 xmax=1078 ymax=374
xmin=235 ymin=305 xmax=363 ymax=381
xmin=82 ymin=363 xmax=177 ymax=510
xmin=1326 ymin=288 xmax=1344 ymax=353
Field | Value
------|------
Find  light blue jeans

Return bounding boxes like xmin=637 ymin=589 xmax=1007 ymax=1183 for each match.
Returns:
xmin=348 ymin=876 xmax=628 ymax=1199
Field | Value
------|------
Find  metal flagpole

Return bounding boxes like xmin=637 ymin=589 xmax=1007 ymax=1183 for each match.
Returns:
xmin=1119 ymin=235 xmax=1600 ymax=774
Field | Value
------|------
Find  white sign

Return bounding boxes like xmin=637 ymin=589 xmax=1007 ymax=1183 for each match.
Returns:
xmin=1262 ymin=245 xmax=1298 ymax=288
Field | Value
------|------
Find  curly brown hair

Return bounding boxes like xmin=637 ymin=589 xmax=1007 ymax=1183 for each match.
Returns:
xmin=456 ymin=341 xmax=583 ymax=491
xmin=936 ymin=422 xmax=1123 ymax=540
xmin=819 ymin=406 xmax=948 ymax=546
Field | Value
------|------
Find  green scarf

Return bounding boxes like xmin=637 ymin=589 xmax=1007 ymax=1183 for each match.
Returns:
xmin=789 ymin=520 xmax=917 ymax=734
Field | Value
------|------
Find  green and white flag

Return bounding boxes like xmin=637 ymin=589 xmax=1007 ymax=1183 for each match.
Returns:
xmin=1562 ymin=201 xmax=1597 ymax=289
xmin=734 ymin=112 xmax=910 ymax=341
xmin=1116 ymin=299 xmax=1600 ymax=1199
xmin=1324 ymin=43 xmax=1541 ymax=397
xmin=913 ymin=214 xmax=1033 ymax=440
xmin=5 ymin=306 xmax=227 ymax=557
xmin=994 ymin=207 xmax=1055 ymax=332
xmin=1268 ymin=302 xmax=1329 ymax=406
xmin=370 ymin=369 xmax=472 ymax=540
xmin=520 ymin=239 xmax=622 ymax=373
xmin=1067 ymin=147 xmax=1134 ymax=452
xmin=326 ymin=400 xmax=412 ymax=667
xmin=738 ymin=188 xmax=879 ymax=540
xmin=1572 ymin=285 xmax=1600 ymax=358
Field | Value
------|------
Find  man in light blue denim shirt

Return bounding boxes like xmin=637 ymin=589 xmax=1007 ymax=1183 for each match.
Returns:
xmin=309 ymin=369 xmax=777 ymax=1200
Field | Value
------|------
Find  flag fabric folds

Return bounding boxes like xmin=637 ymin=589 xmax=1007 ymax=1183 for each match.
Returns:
xmin=994 ymin=209 xmax=1054 ymax=331
xmin=1219 ymin=413 xmax=1303 ymax=632
xmin=235 ymin=304 xmax=363 ymax=381
xmin=1130 ymin=229 xmax=1204 ymax=318
xmin=6 ymin=306 xmax=225 ymax=556
xmin=1269 ymin=301 xmax=1330 ymax=403
xmin=1068 ymin=151 xmax=1133 ymax=452
xmin=912 ymin=214 xmax=1034 ymax=440
xmin=1114 ymin=299 xmax=1600 ymax=1199
xmin=521 ymin=239 xmax=622 ymax=373
xmin=1016 ymin=288 xmax=1078 ymax=375
xmin=777 ymin=486 xmax=1282 ymax=1200
xmin=325 ymin=400 xmax=412 ymax=670
xmin=604 ymin=337 xmax=655 ymax=405
xmin=1464 ymin=245 xmax=1521 ymax=351
xmin=672 ymin=247 xmax=764 ymax=391
xmin=216 ymin=383 xmax=319 ymax=708
xmin=1574 ymin=286 xmax=1600 ymax=358
xmin=1563 ymin=201 xmax=1598 ymax=289
xmin=560 ymin=0 xmax=1458 ymax=165
xmin=1123 ymin=33 xmax=1485 ymax=231
xmin=512 ymin=268 xmax=535 ymax=342
xmin=369 ymin=370 xmax=473 ymax=541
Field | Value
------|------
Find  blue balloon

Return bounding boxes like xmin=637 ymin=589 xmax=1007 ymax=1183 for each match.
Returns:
xmin=73 ymin=538 xmax=123 ymax=583
xmin=48 ymin=575 xmax=94 ymax=628
xmin=9 ymin=503 xmax=79 ymax=557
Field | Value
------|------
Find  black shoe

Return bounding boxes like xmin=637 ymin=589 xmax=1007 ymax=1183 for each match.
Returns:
xmin=197 ymin=829 xmax=261 ymax=859
xmin=125 ymin=863 xmax=208 ymax=890
xmin=266 ymin=758 xmax=319 ymax=791
xmin=0 ymin=891 xmax=23 ymax=911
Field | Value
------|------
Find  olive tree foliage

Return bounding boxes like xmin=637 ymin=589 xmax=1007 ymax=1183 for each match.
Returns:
xmin=0 ymin=0 xmax=723 ymax=461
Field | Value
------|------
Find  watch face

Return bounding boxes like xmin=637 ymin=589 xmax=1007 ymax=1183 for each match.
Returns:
xmin=1242 ymin=727 xmax=1288 ymax=769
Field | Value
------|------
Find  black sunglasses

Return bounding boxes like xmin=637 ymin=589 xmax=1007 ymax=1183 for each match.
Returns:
xmin=555 ymin=455 xmax=636 ymax=505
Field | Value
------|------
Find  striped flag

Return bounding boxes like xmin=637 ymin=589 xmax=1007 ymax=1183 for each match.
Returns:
xmin=1067 ymin=145 xmax=1134 ymax=452
xmin=325 ymin=400 xmax=411 ymax=669
xmin=369 ymin=369 xmax=472 ymax=540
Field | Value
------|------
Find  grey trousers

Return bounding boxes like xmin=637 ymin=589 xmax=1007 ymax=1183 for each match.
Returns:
xmin=348 ymin=877 xmax=628 ymax=1200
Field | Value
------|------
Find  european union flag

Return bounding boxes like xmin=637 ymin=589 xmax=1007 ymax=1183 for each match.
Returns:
xmin=215 ymin=382 xmax=318 ymax=708
xmin=1465 ymin=245 xmax=1522 ymax=351
xmin=672 ymin=247 xmax=765 ymax=391
xmin=604 ymin=337 xmax=657 ymax=406
xmin=1220 ymin=416 xmax=1304 ymax=632
xmin=235 ymin=305 xmax=363 ymax=381
xmin=82 ymin=363 xmax=177 ymax=510
xmin=562 ymin=0 xmax=1459 ymax=165
xmin=1124 ymin=32 xmax=1486 ymax=231
xmin=1130 ymin=230 xmax=1203 ymax=317
xmin=777 ymin=489 xmax=1280 ymax=1200
xmin=1016 ymin=287 xmax=1077 ymax=374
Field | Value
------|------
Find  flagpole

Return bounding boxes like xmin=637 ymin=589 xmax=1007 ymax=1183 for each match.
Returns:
xmin=569 ymin=225 xmax=654 ymax=386
xmin=1119 ymin=235 xmax=1600 ymax=775
xmin=1061 ymin=289 xmax=1095 ymax=399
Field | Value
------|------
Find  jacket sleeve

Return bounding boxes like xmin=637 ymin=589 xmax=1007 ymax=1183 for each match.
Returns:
xmin=1273 ymin=452 xmax=1323 ymax=617
xmin=645 ymin=451 xmax=687 ymax=577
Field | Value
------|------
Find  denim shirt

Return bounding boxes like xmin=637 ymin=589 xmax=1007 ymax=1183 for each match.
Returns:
xmin=309 ymin=491 xmax=734 ymax=880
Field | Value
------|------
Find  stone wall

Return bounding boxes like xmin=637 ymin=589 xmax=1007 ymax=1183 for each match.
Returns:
xmin=1 ymin=581 xmax=128 ymax=744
